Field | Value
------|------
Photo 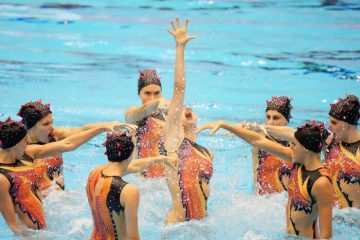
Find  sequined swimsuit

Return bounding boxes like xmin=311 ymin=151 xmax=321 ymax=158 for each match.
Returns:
xmin=175 ymin=138 xmax=213 ymax=221
xmin=325 ymin=139 xmax=360 ymax=208
xmin=257 ymin=138 xmax=292 ymax=194
xmin=86 ymin=166 xmax=128 ymax=240
xmin=136 ymin=107 xmax=167 ymax=177
xmin=286 ymin=163 xmax=331 ymax=238
xmin=0 ymin=160 xmax=46 ymax=229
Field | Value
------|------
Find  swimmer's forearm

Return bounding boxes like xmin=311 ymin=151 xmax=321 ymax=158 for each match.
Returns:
xmin=220 ymin=121 xmax=292 ymax=161
xmin=125 ymin=106 xmax=148 ymax=123
xmin=125 ymin=157 xmax=165 ymax=174
xmin=266 ymin=126 xmax=295 ymax=142
xmin=32 ymin=127 xmax=106 ymax=158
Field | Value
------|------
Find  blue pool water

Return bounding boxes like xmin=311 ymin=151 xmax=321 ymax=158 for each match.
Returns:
xmin=0 ymin=0 xmax=359 ymax=239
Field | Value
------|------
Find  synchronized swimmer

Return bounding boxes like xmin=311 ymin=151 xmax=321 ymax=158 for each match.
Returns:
xmin=0 ymin=17 xmax=359 ymax=240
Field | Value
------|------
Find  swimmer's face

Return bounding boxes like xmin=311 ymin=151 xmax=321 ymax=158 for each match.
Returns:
xmin=265 ymin=110 xmax=288 ymax=126
xmin=290 ymin=137 xmax=305 ymax=163
xmin=182 ymin=107 xmax=197 ymax=128
xmin=14 ymin=135 xmax=28 ymax=159
xmin=139 ymin=85 xmax=162 ymax=104
xmin=328 ymin=116 xmax=348 ymax=141
xmin=32 ymin=114 xmax=54 ymax=143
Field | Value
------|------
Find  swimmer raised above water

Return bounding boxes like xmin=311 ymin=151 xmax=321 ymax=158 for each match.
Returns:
xmin=197 ymin=120 xmax=333 ymax=239
xmin=86 ymin=130 xmax=177 ymax=240
xmin=125 ymin=69 xmax=170 ymax=178
xmin=18 ymin=100 xmax=131 ymax=191
xmin=163 ymin=17 xmax=214 ymax=224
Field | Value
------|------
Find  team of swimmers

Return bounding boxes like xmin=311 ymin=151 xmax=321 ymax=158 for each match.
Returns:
xmin=0 ymin=17 xmax=359 ymax=239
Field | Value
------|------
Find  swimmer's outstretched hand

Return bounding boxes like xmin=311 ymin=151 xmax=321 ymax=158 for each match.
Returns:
xmin=195 ymin=121 xmax=225 ymax=136
xmin=167 ymin=17 xmax=196 ymax=47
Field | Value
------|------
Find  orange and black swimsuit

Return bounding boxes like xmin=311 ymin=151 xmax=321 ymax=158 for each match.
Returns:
xmin=175 ymin=138 xmax=213 ymax=221
xmin=0 ymin=160 xmax=46 ymax=229
xmin=286 ymin=163 xmax=331 ymax=238
xmin=86 ymin=167 xmax=128 ymax=240
xmin=136 ymin=107 xmax=167 ymax=177
xmin=22 ymin=135 xmax=64 ymax=191
xmin=257 ymin=138 xmax=292 ymax=194
xmin=324 ymin=139 xmax=360 ymax=208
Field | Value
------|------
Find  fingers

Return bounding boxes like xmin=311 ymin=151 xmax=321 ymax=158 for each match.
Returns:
xmin=170 ymin=21 xmax=176 ymax=31
xmin=167 ymin=29 xmax=175 ymax=37
xmin=176 ymin=17 xmax=180 ymax=28
xmin=184 ymin=19 xmax=189 ymax=30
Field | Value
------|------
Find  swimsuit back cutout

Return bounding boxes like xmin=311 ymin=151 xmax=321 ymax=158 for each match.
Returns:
xmin=287 ymin=163 xmax=331 ymax=237
xmin=0 ymin=160 xmax=46 ymax=229
xmin=86 ymin=167 xmax=128 ymax=240
xmin=176 ymin=138 xmax=213 ymax=221
xmin=136 ymin=107 xmax=167 ymax=177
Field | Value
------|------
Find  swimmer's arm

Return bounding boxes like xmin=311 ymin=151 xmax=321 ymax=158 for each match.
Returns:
xmin=53 ymin=121 xmax=127 ymax=140
xmin=312 ymin=177 xmax=333 ymax=239
xmin=199 ymin=121 xmax=292 ymax=161
xmin=124 ymin=156 xmax=177 ymax=175
xmin=264 ymin=125 xmax=295 ymax=142
xmin=224 ymin=122 xmax=292 ymax=161
xmin=164 ymin=18 xmax=195 ymax=152
xmin=122 ymin=184 xmax=140 ymax=240
xmin=124 ymin=98 xmax=162 ymax=124
xmin=26 ymin=127 xmax=107 ymax=159
xmin=0 ymin=175 xmax=21 ymax=235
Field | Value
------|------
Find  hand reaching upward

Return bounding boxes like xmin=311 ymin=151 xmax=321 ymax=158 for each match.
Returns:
xmin=167 ymin=17 xmax=196 ymax=47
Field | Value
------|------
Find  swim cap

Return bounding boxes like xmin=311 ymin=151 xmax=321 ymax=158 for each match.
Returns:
xmin=329 ymin=94 xmax=359 ymax=125
xmin=137 ymin=69 xmax=162 ymax=95
xmin=103 ymin=130 xmax=134 ymax=162
xmin=265 ymin=96 xmax=293 ymax=122
xmin=294 ymin=121 xmax=329 ymax=153
xmin=0 ymin=117 xmax=27 ymax=149
xmin=18 ymin=100 xmax=52 ymax=130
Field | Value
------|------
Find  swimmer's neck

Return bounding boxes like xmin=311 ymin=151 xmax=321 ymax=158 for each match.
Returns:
xmin=27 ymin=130 xmax=41 ymax=144
xmin=303 ymin=153 xmax=323 ymax=171
xmin=340 ymin=126 xmax=360 ymax=143
xmin=104 ymin=161 xmax=130 ymax=177
xmin=0 ymin=151 xmax=16 ymax=164
xmin=184 ymin=126 xmax=196 ymax=142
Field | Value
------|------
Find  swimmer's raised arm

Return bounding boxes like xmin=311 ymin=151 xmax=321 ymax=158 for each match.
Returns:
xmin=164 ymin=17 xmax=196 ymax=153
xmin=197 ymin=121 xmax=292 ymax=161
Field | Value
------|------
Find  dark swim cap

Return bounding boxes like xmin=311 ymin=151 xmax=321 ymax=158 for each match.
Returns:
xmin=294 ymin=121 xmax=329 ymax=153
xmin=18 ymin=100 xmax=52 ymax=130
xmin=0 ymin=117 xmax=27 ymax=149
xmin=137 ymin=69 xmax=162 ymax=95
xmin=103 ymin=130 xmax=134 ymax=162
xmin=329 ymin=94 xmax=359 ymax=125
xmin=265 ymin=96 xmax=293 ymax=122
